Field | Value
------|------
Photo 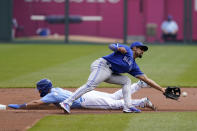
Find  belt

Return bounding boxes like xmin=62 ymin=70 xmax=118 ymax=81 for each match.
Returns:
xmin=101 ymin=58 xmax=113 ymax=71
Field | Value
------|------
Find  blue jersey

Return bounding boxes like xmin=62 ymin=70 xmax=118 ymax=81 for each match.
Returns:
xmin=102 ymin=43 xmax=144 ymax=77
xmin=41 ymin=88 xmax=82 ymax=108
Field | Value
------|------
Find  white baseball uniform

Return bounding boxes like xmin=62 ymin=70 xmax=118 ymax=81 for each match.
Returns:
xmin=41 ymin=81 xmax=148 ymax=109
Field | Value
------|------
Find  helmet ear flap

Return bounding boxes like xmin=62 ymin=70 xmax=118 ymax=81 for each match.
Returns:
xmin=40 ymin=91 xmax=47 ymax=97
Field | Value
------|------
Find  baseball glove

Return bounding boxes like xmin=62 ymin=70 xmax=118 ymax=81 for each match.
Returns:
xmin=163 ymin=86 xmax=181 ymax=100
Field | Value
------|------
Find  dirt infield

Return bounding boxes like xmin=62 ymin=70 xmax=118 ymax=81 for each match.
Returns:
xmin=0 ymin=88 xmax=197 ymax=131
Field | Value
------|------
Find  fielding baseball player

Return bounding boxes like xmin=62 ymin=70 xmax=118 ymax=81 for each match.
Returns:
xmin=60 ymin=41 xmax=165 ymax=114
xmin=8 ymin=79 xmax=156 ymax=111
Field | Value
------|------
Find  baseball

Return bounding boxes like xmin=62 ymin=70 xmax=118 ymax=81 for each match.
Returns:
xmin=182 ymin=91 xmax=188 ymax=97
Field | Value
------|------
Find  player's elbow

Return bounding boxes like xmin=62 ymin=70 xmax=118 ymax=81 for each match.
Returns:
xmin=109 ymin=43 xmax=118 ymax=51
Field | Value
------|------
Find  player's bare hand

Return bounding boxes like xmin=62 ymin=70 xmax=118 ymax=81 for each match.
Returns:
xmin=162 ymin=88 xmax=166 ymax=93
xmin=118 ymin=47 xmax=127 ymax=54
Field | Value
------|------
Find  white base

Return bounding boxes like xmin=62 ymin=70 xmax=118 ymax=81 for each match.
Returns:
xmin=0 ymin=104 xmax=6 ymax=110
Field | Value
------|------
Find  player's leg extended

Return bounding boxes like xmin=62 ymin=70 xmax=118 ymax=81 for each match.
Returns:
xmin=81 ymin=91 xmax=155 ymax=110
xmin=105 ymin=74 xmax=135 ymax=112
xmin=81 ymin=91 xmax=124 ymax=109
xmin=110 ymin=80 xmax=151 ymax=100
xmin=62 ymin=58 xmax=112 ymax=107
xmin=109 ymin=83 xmax=138 ymax=100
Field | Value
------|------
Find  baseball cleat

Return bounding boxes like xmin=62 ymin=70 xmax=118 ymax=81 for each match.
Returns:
xmin=137 ymin=80 xmax=151 ymax=88
xmin=60 ymin=102 xmax=70 ymax=114
xmin=144 ymin=97 xmax=157 ymax=111
xmin=123 ymin=106 xmax=141 ymax=113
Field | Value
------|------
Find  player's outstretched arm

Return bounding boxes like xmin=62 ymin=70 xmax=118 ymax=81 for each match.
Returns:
xmin=8 ymin=99 xmax=46 ymax=109
xmin=109 ymin=43 xmax=127 ymax=54
xmin=136 ymin=75 xmax=165 ymax=93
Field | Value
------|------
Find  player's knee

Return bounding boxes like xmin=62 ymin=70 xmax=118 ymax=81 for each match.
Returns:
xmin=86 ymin=86 xmax=95 ymax=91
xmin=121 ymin=76 xmax=131 ymax=85
xmin=85 ymin=81 xmax=97 ymax=91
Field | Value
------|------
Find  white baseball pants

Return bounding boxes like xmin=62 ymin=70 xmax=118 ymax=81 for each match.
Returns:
xmin=80 ymin=83 xmax=147 ymax=109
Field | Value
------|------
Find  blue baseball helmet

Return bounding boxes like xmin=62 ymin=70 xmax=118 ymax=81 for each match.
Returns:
xmin=130 ymin=41 xmax=148 ymax=51
xmin=36 ymin=78 xmax=53 ymax=97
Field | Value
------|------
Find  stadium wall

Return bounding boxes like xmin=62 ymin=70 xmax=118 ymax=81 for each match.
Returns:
xmin=0 ymin=0 xmax=12 ymax=41
xmin=13 ymin=0 xmax=197 ymax=42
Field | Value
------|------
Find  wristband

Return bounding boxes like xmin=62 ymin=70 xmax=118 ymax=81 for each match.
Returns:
xmin=19 ymin=103 xmax=27 ymax=108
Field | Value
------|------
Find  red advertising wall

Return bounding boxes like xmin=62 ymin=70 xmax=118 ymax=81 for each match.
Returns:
xmin=164 ymin=0 xmax=184 ymax=40
xmin=69 ymin=1 xmax=123 ymax=38
xmin=13 ymin=0 xmax=197 ymax=41
xmin=13 ymin=0 xmax=65 ymax=36
xmin=143 ymin=0 xmax=165 ymax=42
xmin=193 ymin=0 xmax=197 ymax=40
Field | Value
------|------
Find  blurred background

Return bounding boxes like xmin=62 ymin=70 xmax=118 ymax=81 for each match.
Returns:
xmin=0 ymin=0 xmax=197 ymax=44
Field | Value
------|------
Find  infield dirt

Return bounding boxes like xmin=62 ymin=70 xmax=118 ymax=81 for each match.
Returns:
xmin=0 ymin=88 xmax=197 ymax=131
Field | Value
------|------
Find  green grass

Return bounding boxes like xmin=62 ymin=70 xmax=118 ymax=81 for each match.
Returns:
xmin=28 ymin=112 xmax=197 ymax=131
xmin=135 ymin=45 xmax=197 ymax=87
xmin=0 ymin=44 xmax=110 ymax=87
xmin=1 ymin=43 xmax=197 ymax=131
xmin=0 ymin=43 xmax=197 ymax=87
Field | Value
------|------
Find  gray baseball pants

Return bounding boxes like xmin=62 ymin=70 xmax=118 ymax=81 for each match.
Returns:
xmin=63 ymin=58 xmax=132 ymax=110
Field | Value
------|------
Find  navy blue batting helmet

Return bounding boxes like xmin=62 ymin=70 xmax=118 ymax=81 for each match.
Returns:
xmin=36 ymin=78 xmax=53 ymax=97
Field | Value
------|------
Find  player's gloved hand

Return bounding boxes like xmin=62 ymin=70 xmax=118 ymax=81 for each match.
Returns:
xmin=8 ymin=103 xmax=27 ymax=109
xmin=163 ymin=86 xmax=181 ymax=100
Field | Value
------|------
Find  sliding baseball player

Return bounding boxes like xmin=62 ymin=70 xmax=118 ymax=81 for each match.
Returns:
xmin=8 ymin=79 xmax=156 ymax=111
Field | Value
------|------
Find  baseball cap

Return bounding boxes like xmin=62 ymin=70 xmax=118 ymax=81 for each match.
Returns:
xmin=130 ymin=41 xmax=148 ymax=51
